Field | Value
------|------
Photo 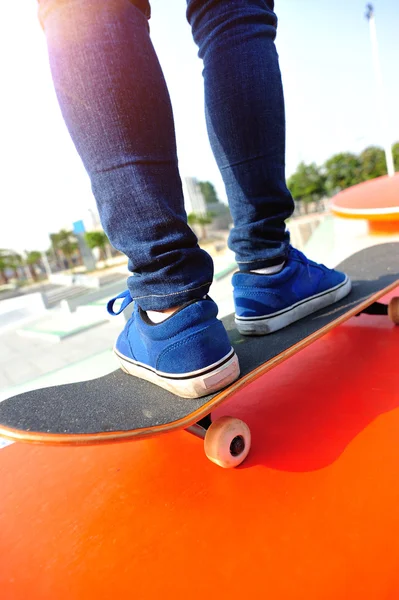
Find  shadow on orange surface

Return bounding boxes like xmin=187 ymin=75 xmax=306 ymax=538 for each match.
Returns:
xmin=214 ymin=315 xmax=399 ymax=472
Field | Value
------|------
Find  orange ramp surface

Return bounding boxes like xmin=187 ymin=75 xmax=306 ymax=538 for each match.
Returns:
xmin=330 ymin=174 xmax=399 ymax=235
xmin=1 ymin=290 xmax=399 ymax=599
xmin=330 ymin=173 xmax=399 ymax=219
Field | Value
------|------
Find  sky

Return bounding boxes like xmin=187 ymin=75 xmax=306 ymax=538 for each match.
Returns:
xmin=1 ymin=0 xmax=399 ymax=252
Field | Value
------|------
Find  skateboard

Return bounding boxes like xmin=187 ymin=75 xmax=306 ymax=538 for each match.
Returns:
xmin=0 ymin=243 xmax=398 ymax=468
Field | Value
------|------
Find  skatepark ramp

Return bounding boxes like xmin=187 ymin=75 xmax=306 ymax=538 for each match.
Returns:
xmin=43 ymin=285 xmax=89 ymax=309
xmin=0 ymin=293 xmax=47 ymax=333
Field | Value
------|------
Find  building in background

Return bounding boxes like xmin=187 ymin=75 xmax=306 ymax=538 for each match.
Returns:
xmin=183 ymin=177 xmax=207 ymax=216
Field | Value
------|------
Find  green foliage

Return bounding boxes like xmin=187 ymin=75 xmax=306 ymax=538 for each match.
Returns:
xmin=195 ymin=214 xmax=214 ymax=227
xmin=25 ymin=251 xmax=42 ymax=266
xmin=392 ymin=142 xmax=399 ymax=172
xmin=324 ymin=152 xmax=362 ymax=194
xmin=84 ymin=230 xmax=108 ymax=252
xmin=359 ymin=146 xmax=387 ymax=181
xmin=187 ymin=212 xmax=215 ymax=239
xmin=187 ymin=213 xmax=197 ymax=227
xmin=0 ymin=250 xmax=10 ymax=283
xmin=84 ymin=230 xmax=110 ymax=265
xmin=7 ymin=253 xmax=23 ymax=271
xmin=0 ymin=250 xmax=8 ymax=269
xmin=0 ymin=250 xmax=23 ymax=283
xmin=288 ymin=142 xmax=398 ymax=207
xmin=288 ymin=162 xmax=326 ymax=204
xmin=198 ymin=181 xmax=219 ymax=204
xmin=0 ymin=250 xmax=45 ymax=284
xmin=50 ymin=229 xmax=78 ymax=267
xmin=25 ymin=250 xmax=42 ymax=281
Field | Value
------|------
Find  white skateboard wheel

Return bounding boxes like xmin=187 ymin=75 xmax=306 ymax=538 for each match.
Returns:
xmin=204 ymin=416 xmax=251 ymax=468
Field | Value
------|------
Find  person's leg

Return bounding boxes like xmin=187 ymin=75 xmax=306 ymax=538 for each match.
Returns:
xmin=38 ymin=0 xmax=239 ymax=397
xmin=188 ymin=0 xmax=293 ymax=271
xmin=188 ymin=0 xmax=351 ymax=334
xmin=39 ymin=0 xmax=212 ymax=311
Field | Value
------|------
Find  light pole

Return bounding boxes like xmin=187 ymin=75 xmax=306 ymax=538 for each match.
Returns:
xmin=365 ymin=3 xmax=395 ymax=176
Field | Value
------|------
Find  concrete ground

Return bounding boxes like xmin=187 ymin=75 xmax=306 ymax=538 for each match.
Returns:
xmin=0 ymin=316 xmax=122 ymax=392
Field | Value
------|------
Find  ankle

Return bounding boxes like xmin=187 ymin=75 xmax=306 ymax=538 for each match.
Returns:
xmin=251 ymin=261 xmax=285 ymax=275
xmin=146 ymin=304 xmax=184 ymax=323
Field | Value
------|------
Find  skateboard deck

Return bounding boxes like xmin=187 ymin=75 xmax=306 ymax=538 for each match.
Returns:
xmin=0 ymin=243 xmax=398 ymax=467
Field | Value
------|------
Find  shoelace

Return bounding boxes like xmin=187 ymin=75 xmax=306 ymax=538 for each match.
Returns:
xmin=107 ymin=289 xmax=133 ymax=316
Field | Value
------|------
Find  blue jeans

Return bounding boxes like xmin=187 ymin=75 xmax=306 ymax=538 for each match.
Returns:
xmin=39 ymin=0 xmax=294 ymax=310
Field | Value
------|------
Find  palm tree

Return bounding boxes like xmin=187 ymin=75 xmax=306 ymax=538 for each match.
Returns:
xmin=0 ymin=250 xmax=9 ymax=284
xmin=0 ymin=250 xmax=24 ymax=283
xmin=50 ymin=230 xmax=79 ymax=269
xmin=25 ymin=251 xmax=42 ymax=281
xmin=84 ymin=231 xmax=110 ymax=264
xmin=7 ymin=253 xmax=23 ymax=280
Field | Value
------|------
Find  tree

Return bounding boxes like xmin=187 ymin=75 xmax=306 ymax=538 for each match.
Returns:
xmin=359 ymin=146 xmax=387 ymax=181
xmin=198 ymin=181 xmax=219 ymax=205
xmin=324 ymin=152 xmax=363 ymax=194
xmin=8 ymin=253 xmax=23 ymax=280
xmin=287 ymin=162 xmax=327 ymax=211
xmin=50 ymin=230 xmax=78 ymax=268
xmin=84 ymin=231 xmax=109 ymax=263
xmin=392 ymin=142 xmax=399 ymax=173
xmin=0 ymin=250 xmax=9 ymax=284
xmin=187 ymin=212 xmax=214 ymax=240
xmin=25 ymin=251 xmax=42 ymax=281
xmin=0 ymin=250 xmax=23 ymax=283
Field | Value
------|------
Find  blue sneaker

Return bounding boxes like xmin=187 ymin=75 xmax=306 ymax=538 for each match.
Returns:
xmin=233 ymin=247 xmax=352 ymax=335
xmin=107 ymin=293 xmax=239 ymax=398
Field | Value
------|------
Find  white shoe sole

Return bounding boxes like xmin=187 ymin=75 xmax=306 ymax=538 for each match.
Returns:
xmin=235 ymin=276 xmax=352 ymax=336
xmin=114 ymin=347 xmax=240 ymax=399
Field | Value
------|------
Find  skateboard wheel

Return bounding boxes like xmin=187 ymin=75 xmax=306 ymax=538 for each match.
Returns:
xmin=388 ymin=297 xmax=399 ymax=324
xmin=204 ymin=416 xmax=251 ymax=468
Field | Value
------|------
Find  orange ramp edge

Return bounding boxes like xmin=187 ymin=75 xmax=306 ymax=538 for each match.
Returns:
xmin=1 ymin=289 xmax=399 ymax=600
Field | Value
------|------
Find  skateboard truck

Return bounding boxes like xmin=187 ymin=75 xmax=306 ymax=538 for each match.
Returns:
xmin=357 ymin=298 xmax=399 ymax=321
xmin=186 ymin=415 xmax=211 ymax=441
xmin=186 ymin=413 xmax=251 ymax=468
xmin=356 ymin=301 xmax=389 ymax=316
